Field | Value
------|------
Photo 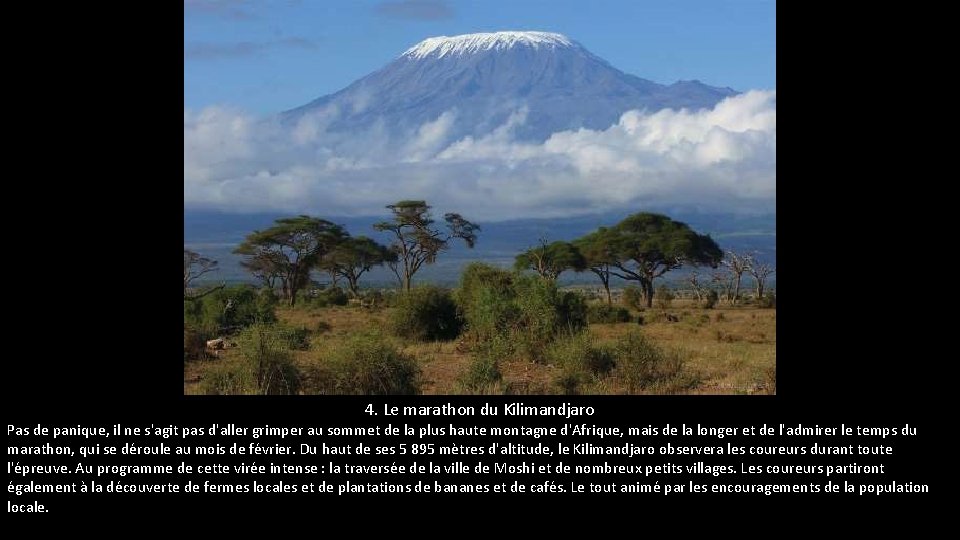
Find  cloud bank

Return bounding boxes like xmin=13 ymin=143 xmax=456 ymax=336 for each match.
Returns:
xmin=184 ymin=90 xmax=776 ymax=221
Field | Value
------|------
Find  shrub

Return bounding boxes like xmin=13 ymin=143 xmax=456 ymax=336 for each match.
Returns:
xmin=235 ymin=323 xmax=301 ymax=395
xmin=390 ymin=286 xmax=462 ymax=341
xmin=757 ymin=292 xmax=777 ymax=309
xmin=455 ymin=263 xmax=516 ymax=340
xmin=308 ymin=334 xmax=420 ymax=395
xmin=545 ymin=332 xmax=616 ymax=395
xmin=654 ymin=285 xmax=675 ymax=309
xmin=587 ymin=304 xmax=632 ymax=324
xmin=703 ymin=289 xmax=719 ymax=309
xmin=622 ymin=286 xmax=643 ymax=310
xmin=512 ymin=276 xmax=585 ymax=359
xmin=458 ymin=336 xmax=508 ymax=393
xmin=184 ymin=285 xmax=277 ymax=334
xmin=304 ymin=286 xmax=349 ymax=308
xmin=202 ymin=323 xmax=300 ymax=395
xmin=459 ymin=357 xmax=502 ymax=393
xmin=201 ymin=362 xmax=257 ymax=395
xmin=455 ymin=264 xmax=586 ymax=361
xmin=257 ymin=287 xmax=280 ymax=314
xmin=273 ymin=324 xmax=310 ymax=350
xmin=612 ymin=331 xmax=694 ymax=393
xmin=546 ymin=332 xmax=615 ymax=375
xmin=184 ymin=325 xmax=211 ymax=361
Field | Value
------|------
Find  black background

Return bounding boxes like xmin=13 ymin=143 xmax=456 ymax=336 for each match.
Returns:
xmin=3 ymin=1 xmax=943 ymax=520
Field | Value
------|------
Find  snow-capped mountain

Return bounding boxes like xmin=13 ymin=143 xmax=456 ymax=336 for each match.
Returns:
xmin=282 ymin=31 xmax=737 ymax=142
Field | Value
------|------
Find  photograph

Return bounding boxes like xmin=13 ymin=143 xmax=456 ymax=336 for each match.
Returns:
xmin=183 ymin=0 xmax=776 ymax=396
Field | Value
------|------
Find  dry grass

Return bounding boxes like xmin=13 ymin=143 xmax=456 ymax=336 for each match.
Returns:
xmin=184 ymin=300 xmax=776 ymax=395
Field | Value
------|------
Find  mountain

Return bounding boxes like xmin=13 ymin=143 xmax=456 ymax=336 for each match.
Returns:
xmin=281 ymin=31 xmax=737 ymax=141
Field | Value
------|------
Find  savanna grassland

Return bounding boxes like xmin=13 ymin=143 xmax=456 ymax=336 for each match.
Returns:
xmin=184 ymin=291 xmax=775 ymax=396
xmin=184 ymin=207 xmax=774 ymax=396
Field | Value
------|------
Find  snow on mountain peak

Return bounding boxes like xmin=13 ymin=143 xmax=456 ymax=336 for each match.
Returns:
xmin=402 ymin=31 xmax=576 ymax=60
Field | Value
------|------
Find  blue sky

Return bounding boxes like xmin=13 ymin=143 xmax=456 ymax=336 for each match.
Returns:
xmin=184 ymin=0 xmax=776 ymax=113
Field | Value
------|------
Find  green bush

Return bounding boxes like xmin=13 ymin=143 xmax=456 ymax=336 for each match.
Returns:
xmin=587 ymin=304 xmax=632 ymax=324
xmin=455 ymin=264 xmax=586 ymax=361
xmin=622 ymin=286 xmax=643 ymax=310
xmin=203 ymin=323 xmax=300 ymax=395
xmin=390 ymin=286 xmax=462 ymax=341
xmin=201 ymin=362 xmax=257 ymax=395
xmin=273 ymin=324 xmax=311 ymax=350
xmin=458 ymin=336 xmax=508 ymax=393
xmin=703 ymin=289 xmax=719 ymax=309
xmin=236 ymin=323 xmax=301 ymax=395
xmin=757 ymin=292 xmax=776 ymax=309
xmin=184 ymin=285 xmax=277 ymax=334
xmin=455 ymin=263 xmax=516 ymax=340
xmin=303 ymin=286 xmax=349 ymax=308
xmin=612 ymin=331 xmax=694 ymax=394
xmin=654 ymin=285 xmax=675 ymax=309
xmin=546 ymin=332 xmax=615 ymax=395
xmin=459 ymin=356 xmax=503 ymax=393
xmin=513 ymin=276 xmax=584 ymax=358
xmin=307 ymin=334 xmax=420 ymax=395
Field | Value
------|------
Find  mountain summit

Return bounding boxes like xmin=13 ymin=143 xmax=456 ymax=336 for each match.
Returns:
xmin=283 ymin=31 xmax=737 ymax=142
xmin=402 ymin=31 xmax=577 ymax=59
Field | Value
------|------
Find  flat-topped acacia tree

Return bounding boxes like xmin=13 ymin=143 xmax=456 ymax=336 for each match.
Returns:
xmin=607 ymin=213 xmax=723 ymax=308
xmin=374 ymin=200 xmax=479 ymax=291
xmin=575 ymin=227 xmax=619 ymax=306
xmin=234 ymin=216 xmax=348 ymax=306
xmin=318 ymin=236 xmax=397 ymax=296
xmin=183 ymin=249 xmax=222 ymax=301
xmin=514 ymin=240 xmax=586 ymax=281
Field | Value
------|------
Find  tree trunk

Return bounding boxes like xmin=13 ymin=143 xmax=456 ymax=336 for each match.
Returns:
xmin=348 ymin=276 xmax=360 ymax=297
xmin=733 ymin=275 xmax=742 ymax=306
xmin=604 ymin=281 xmax=612 ymax=306
xmin=642 ymin=280 xmax=654 ymax=308
xmin=756 ymin=279 xmax=765 ymax=299
xmin=404 ymin=274 xmax=412 ymax=292
xmin=289 ymin=288 xmax=298 ymax=307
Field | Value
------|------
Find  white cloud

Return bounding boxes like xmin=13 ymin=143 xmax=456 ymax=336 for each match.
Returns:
xmin=183 ymin=91 xmax=776 ymax=220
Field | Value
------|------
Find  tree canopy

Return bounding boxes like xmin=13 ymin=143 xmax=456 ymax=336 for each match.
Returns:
xmin=234 ymin=216 xmax=347 ymax=306
xmin=319 ymin=236 xmax=396 ymax=296
xmin=603 ymin=213 xmax=722 ymax=307
xmin=574 ymin=227 xmax=620 ymax=305
xmin=515 ymin=240 xmax=586 ymax=280
xmin=374 ymin=200 xmax=479 ymax=291
xmin=184 ymin=249 xmax=223 ymax=301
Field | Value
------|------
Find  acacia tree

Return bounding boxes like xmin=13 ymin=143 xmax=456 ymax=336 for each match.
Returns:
xmin=514 ymin=239 xmax=586 ymax=280
xmin=234 ymin=216 xmax=347 ymax=306
xmin=687 ymin=270 xmax=708 ymax=303
xmin=239 ymin=251 xmax=283 ymax=290
xmin=722 ymin=250 xmax=750 ymax=305
xmin=374 ymin=200 xmax=479 ymax=291
xmin=747 ymin=258 xmax=775 ymax=299
xmin=575 ymin=228 xmax=619 ymax=306
xmin=318 ymin=236 xmax=396 ymax=296
xmin=607 ymin=213 xmax=723 ymax=308
xmin=711 ymin=269 xmax=735 ymax=304
xmin=184 ymin=249 xmax=223 ymax=300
